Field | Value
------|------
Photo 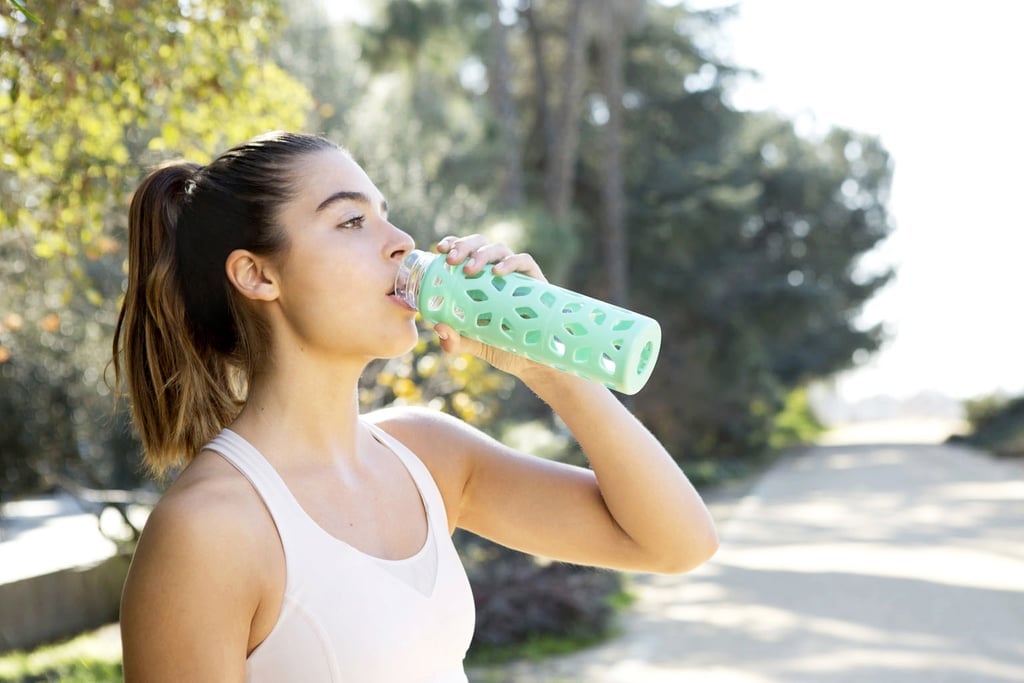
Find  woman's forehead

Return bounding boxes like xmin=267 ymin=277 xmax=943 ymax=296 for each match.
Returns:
xmin=292 ymin=149 xmax=383 ymax=209
xmin=296 ymin=148 xmax=365 ymax=188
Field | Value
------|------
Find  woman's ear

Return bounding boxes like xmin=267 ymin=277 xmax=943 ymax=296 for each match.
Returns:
xmin=225 ymin=249 xmax=279 ymax=302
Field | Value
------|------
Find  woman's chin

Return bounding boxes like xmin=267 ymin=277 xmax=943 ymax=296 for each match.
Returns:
xmin=381 ymin=328 xmax=424 ymax=359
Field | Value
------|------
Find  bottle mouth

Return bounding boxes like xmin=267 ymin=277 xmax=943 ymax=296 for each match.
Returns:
xmin=393 ymin=249 xmax=434 ymax=311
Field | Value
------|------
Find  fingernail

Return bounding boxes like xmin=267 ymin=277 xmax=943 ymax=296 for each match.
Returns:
xmin=437 ymin=329 xmax=449 ymax=340
xmin=465 ymin=257 xmax=476 ymax=269
xmin=448 ymin=248 xmax=458 ymax=259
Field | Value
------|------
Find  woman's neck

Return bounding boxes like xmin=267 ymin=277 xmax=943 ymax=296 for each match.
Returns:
xmin=230 ymin=352 xmax=369 ymax=467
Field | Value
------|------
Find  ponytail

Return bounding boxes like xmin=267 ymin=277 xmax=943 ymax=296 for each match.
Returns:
xmin=113 ymin=132 xmax=338 ymax=476
xmin=112 ymin=161 xmax=243 ymax=476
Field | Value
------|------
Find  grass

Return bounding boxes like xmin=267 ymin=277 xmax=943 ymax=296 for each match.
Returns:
xmin=1 ymin=586 xmax=635 ymax=678
xmin=468 ymin=630 xmax=614 ymax=667
xmin=466 ymin=585 xmax=635 ymax=667
xmin=0 ymin=626 xmax=121 ymax=683
xmin=4 ymin=619 xmax=612 ymax=681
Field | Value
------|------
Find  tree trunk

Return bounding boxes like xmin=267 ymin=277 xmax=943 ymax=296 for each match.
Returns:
xmin=487 ymin=0 xmax=524 ymax=209
xmin=542 ymin=0 xmax=588 ymax=221
xmin=599 ymin=0 xmax=628 ymax=306
xmin=523 ymin=4 xmax=554 ymax=156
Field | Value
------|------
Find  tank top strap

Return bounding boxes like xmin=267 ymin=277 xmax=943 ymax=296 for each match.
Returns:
xmin=203 ymin=429 xmax=309 ymax=544
xmin=362 ymin=420 xmax=451 ymax=533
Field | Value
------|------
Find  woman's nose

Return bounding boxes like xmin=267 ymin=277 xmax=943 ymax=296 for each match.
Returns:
xmin=387 ymin=223 xmax=416 ymax=260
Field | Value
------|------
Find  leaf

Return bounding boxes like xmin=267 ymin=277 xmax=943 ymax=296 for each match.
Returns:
xmin=160 ymin=124 xmax=181 ymax=151
xmin=10 ymin=0 xmax=42 ymax=24
xmin=33 ymin=241 xmax=55 ymax=258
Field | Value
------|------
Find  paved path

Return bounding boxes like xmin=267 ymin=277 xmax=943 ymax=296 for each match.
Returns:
xmin=0 ymin=492 xmax=120 ymax=584
xmin=473 ymin=423 xmax=1024 ymax=682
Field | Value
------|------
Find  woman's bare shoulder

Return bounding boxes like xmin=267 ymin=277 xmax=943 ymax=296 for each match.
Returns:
xmin=153 ymin=454 xmax=270 ymax=532
xmin=130 ymin=450 xmax=278 ymax=584
xmin=120 ymin=451 xmax=275 ymax=679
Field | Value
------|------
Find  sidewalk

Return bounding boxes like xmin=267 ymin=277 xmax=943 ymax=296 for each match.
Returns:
xmin=473 ymin=421 xmax=1024 ymax=682
xmin=0 ymin=493 xmax=120 ymax=584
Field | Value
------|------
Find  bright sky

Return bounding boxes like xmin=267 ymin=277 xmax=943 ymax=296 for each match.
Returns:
xmin=689 ymin=0 xmax=1024 ymax=401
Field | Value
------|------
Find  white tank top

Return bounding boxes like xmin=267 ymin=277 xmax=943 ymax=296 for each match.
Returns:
xmin=204 ymin=421 xmax=476 ymax=682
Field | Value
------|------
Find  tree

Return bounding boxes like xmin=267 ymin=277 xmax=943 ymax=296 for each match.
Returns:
xmin=486 ymin=0 xmax=524 ymax=209
xmin=538 ymin=0 xmax=588 ymax=221
xmin=0 ymin=0 xmax=312 ymax=493
xmin=284 ymin=0 xmax=895 ymax=468
xmin=589 ymin=4 xmax=893 ymax=459
xmin=596 ymin=0 xmax=644 ymax=307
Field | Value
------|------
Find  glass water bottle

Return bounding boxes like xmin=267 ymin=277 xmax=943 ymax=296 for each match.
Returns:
xmin=394 ymin=250 xmax=661 ymax=395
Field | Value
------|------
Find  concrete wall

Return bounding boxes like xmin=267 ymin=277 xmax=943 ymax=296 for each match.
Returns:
xmin=0 ymin=551 xmax=130 ymax=653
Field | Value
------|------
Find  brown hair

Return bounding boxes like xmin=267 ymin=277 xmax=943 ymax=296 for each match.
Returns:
xmin=112 ymin=131 xmax=337 ymax=476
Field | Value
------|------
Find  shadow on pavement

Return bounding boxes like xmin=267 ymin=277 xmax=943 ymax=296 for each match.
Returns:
xmin=475 ymin=439 xmax=1024 ymax=683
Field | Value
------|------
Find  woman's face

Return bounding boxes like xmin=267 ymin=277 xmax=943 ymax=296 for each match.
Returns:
xmin=267 ymin=148 xmax=419 ymax=363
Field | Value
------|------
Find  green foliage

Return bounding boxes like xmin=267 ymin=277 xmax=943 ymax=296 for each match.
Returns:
xmin=0 ymin=660 xmax=121 ymax=683
xmin=0 ymin=628 xmax=121 ymax=682
xmin=1 ymin=0 xmax=310 ymax=255
xmin=346 ymin=0 xmax=893 ymax=468
xmin=769 ymin=387 xmax=826 ymax=450
xmin=954 ymin=394 xmax=1024 ymax=458
xmin=360 ymin=332 xmax=515 ymax=428
xmin=6 ymin=0 xmax=39 ymax=24
xmin=458 ymin=531 xmax=624 ymax=662
xmin=0 ymin=0 xmax=898 ymax=489
xmin=468 ymin=629 xmax=611 ymax=667
xmin=585 ymin=6 xmax=891 ymax=462
xmin=964 ymin=393 xmax=1013 ymax=430
xmin=0 ymin=0 xmax=313 ymax=495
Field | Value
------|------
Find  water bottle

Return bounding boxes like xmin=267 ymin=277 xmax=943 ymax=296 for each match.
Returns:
xmin=394 ymin=250 xmax=661 ymax=394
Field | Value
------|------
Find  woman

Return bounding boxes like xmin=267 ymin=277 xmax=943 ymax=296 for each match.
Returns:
xmin=113 ymin=131 xmax=718 ymax=682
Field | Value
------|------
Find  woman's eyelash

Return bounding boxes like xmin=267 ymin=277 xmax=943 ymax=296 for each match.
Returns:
xmin=338 ymin=215 xmax=366 ymax=229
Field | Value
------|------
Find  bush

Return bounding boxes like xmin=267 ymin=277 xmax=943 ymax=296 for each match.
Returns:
xmin=954 ymin=394 xmax=1024 ymax=457
xmin=965 ymin=394 xmax=1014 ymax=431
xmin=769 ymin=387 xmax=825 ymax=450
xmin=457 ymin=532 xmax=624 ymax=663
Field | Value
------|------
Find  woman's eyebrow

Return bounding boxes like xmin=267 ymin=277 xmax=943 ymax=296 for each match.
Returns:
xmin=316 ymin=190 xmax=368 ymax=213
xmin=315 ymin=191 xmax=389 ymax=215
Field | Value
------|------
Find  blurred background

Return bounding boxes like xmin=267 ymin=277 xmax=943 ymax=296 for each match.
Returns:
xmin=706 ymin=0 xmax=1024 ymax=425
xmin=1 ymin=0 xmax=1021 ymax=679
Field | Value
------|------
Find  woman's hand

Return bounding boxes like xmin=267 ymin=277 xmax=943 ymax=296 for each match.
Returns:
xmin=432 ymin=235 xmax=550 ymax=378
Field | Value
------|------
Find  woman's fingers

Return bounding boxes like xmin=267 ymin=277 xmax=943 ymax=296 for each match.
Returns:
xmin=436 ymin=234 xmax=488 ymax=264
xmin=462 ymin=243 xmax=516 ymax=275
xmin=493 ymin=252 xmax=547 ymax=282
xmin=434 ymin=323 xmax=480 ymax=356
xmin=441 ymin=236 xmax=510 ymax=275
xmin=435 ymin=236 xmax=547 ymax=281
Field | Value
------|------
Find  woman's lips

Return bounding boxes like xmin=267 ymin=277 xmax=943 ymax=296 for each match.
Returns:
xmin=389 ymin=293 xmax=416 ymax=312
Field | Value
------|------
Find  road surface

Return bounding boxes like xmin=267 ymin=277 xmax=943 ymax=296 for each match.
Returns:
xmin=473 ymin=420 xmax=1024 ymax=682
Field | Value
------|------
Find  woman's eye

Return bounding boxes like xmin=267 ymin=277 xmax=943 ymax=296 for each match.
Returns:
xmin=338 ymin=215 xmax=366 ymax=229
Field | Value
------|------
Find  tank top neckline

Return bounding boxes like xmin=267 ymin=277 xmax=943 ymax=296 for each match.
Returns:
xmin=218 ymin=423 xmax=434 ymax=566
